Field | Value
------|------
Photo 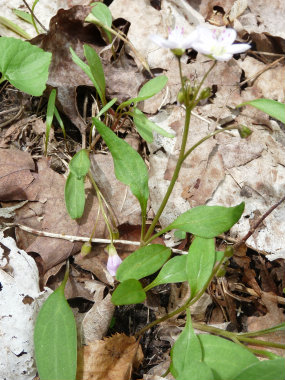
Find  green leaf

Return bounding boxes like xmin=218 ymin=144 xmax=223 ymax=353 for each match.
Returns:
xmin=34 ymin=273 xmax=77 ymax=380
xmin=96 ymin=97 xmax=117 ymax=119
xmin=198 ymin=334 xmax=258 ymax=380
xmin=69 ymin=149 xmax=90 ymax=178
xmin=237 ymin=99 xmax=285 ymax=124
xmin=0 ymin=37 xmax=51 ymax=96
xmin=132 ymin=107 xmax=175 ymax=142
xmin=116 ymin=244 xmax=171 ymax=282
xmin=70 ymin=47 xmax=103 ymax=103
xmin=84 ymin=44 xmax=105 ymax=102
xmin=45 ymin=89 xmax=56 ymax=155
xmin=146 ymin=255 xmax=187 ymax=290
xmin=0 ymin=16 xmax=32 ymax=40
xmin=187 ymin=237 xmax=215 ymax=298
xmin=168 ymin=202 xmax=245 ymax=238
xmin=54 ymin=106 xmax=66 ymax=138
xmin=233 ymin=358 xmax=285 ymax=380
xmin=118 ymin=75 xmax=168 ymax=110
xmin=86 ymin=3 xmax=113 ymax=43
xmin=215 ymin=250 xmax=225 ymax=263
xmin=93 ymin=118 xmax=149 ymax=218
xmin=174 ymin=230 xmax=187 ymax=240
xmin=171 ymin=310 xmax=213 ymax=380
xmin=111 ymin=279 xmax=146 ymax=305
xmin=64 ymin=173 xmax=85 ymax=219
xmin=13 ymin=9 xmax=33 ymax=24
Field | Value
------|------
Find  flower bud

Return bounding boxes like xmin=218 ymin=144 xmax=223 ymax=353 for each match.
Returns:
xmin=224 ymin=246 xmax=234 ymax=258
xmin=199 ymin=87 xmax=211 ymax=100
xmin=177 ymin=89 xmax=185 ymax=105
xmin=238 ymin=125 xmax=252 ymax=138
xmin=106 ymin=244 xmax=122 ymax=276
xmin=171 ymin=48 xmax=185 ymax=57
xmin=81 ymin=242 xmax=92 ymax=256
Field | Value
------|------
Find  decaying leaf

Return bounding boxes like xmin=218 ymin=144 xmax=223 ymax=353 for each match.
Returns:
xmin=77 ymin=333 xmax=143 ymax=380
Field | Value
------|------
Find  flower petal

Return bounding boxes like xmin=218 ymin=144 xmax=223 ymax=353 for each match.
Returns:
xmin=149 ymin=34 xmax=169 ymax=48
xmin=191 ymin=41 xmax=211 ymax=55
xmin=219 ymin=28 xmax=237 ymax=45
xmin=107 ymin=254 xmax=122 ymax=276
xmin=226 ymin=43 xmax=251 ymax=54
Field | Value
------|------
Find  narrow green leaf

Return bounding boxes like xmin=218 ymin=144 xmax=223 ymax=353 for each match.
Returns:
xmin=117 ymin=75 xmax=168 ymax=110
xmin=69 ymin=149 xmax=90 ymax=178
xmin=54 ymin=106 xmax=66 ymax=138
xmin=84 ymin=44 xmax=105 ymax=101
xmin=147 ymin=255 xmax=187 ymax=290
xmin=237 ymin=99 xmax=285 ymax=124
xmin=112 ymin=279 xmax=146 ymax=305
xmin=96 ymin=97 xmax=117 ymax=119
xmin=13 ymin=9 xmax=33 ymax=24
xmin=70 ymin=47 xmax=103 ymax=102
xmin=93 ymin=118 xmax=149 ymax=218
xmin=0 ymin=37 xmax=51 ymax=96
xmin=86 ymin=3 xmax=113 ymax=42
xmin=198 ymin=334 xmax=258 ymax=380
xmin=171 ymin=310 xmax=213 ymax=380
xmin=64 ymin=173 xmax=85 ymax=219
xmin=168 ymin=202 xmax=245 ymax=238
xmin=0 ymin=16 xmax=32 ymax=39
xmin=187 ymin=237 xmax=215 ymax=298
xmin=132 ymin=107 xmax=175 ymax=142
xmin=215 ymin=250 xmax=225 ymax=263
xmin=116 ymin=244 xmax=171 ymax=282
xmin=233 ymin=358 xmax=285 ymax=380
xmin=34 ymin=274 xmax=77 ymax=380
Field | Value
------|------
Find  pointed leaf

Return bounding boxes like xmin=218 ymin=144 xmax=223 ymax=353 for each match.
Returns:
xmin=171 ymin=310 xmax=212 ymax=380
xmin=69 ymin=149 xmax=90 ymax=178
xmin=187 ymin=237 xmax=215 ymax=298
xmin=116 ymin=244 xmax=171 ymax=282
xmin=237 ymin=99 xmax=285 ymax=124
xmin=84 ymin=44 xmax=105 ymax=100
xmin=147 ymin=255 xmax=187 ymax=289
xmin=112 ymin=279 xmax=146 ymax=305
xmin=168 ymin=202 xmax=245 ymax=238
xmin=93 ymin=118 xmax=149 ymax=218
xmin=233 ymin=358 xmax=285 ymax=380
xmin=0 ymin=37 xmax=51 ymax=96
xmin=86 ymin=3 xmax=113 ymax=42
xmin=70 ymin=47 xmax=103 ymax=102
xmin=198 ymin=334 xmax=258 ymax=380
xmin=118 ymin=75 xmax=168 ymax=110
xmin=132 ymin=107 xmax=175 ymax=142
xmin=34 ymin=284 xmax=77 ymax=380
xmin=64 ymin=173 xmax=85 ymax=219
xmin=45 ymin=89 xmax=56 ymax=154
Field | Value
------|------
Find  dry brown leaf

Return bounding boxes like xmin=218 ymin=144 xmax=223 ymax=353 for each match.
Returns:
xmin=77 ymin=333 xmax=143 ymax=380
xmin=246 ymin=291 xmax=285 ymax=357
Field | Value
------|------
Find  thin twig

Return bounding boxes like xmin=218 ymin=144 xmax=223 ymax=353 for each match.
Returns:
xmin=234 ymin=195 xmax=285 ymax=248
xmin=0 ymin=106 xmax=24 ymax=129
xmin=22 ymin=0 xmax=48 ymax=33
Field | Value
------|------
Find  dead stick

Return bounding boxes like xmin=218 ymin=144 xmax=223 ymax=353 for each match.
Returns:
xmin=234 ymin=195 xmax=285 ymax=248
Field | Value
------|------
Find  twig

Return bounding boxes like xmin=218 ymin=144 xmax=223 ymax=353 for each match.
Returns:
xmin=234 ymin=195 xmax=285 ymax=248
xmin=0 ymin=106 xmax=24 ymax=129
xmin=2 ymin=222 xmax=188 ymax=255
xmin=22 ymin=0 xmax=48 ymax=33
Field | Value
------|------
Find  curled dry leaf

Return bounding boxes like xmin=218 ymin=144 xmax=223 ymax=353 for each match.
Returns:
xmin=77 ymin=333 xmax=143 ymax=380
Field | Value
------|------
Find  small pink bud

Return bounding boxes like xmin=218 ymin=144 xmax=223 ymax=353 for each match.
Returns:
xmin=106 ymin=244 xmax=122 ymax=276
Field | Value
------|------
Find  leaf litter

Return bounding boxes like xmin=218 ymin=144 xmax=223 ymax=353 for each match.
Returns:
xmin=0 ymin=0 xmax=285 ymax=378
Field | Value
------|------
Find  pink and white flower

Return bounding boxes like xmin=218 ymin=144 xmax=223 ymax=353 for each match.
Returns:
xmin=149 ymin=26 xmax=197 ymax=51
xmin=191 ymin=25 xmax=250 ymax=61
xmin=106 ymin=244 xmax=122 ymax=276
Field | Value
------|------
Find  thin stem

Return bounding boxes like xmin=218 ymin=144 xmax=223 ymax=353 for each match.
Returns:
xmin=194 ymin=60 xmax=216 ymax=100
xmin=237 ymin=336 xmax=285 ymax=349
xmin=88 ymin=171 xmax=113 ymax=242
xmin=239 ymin=322 xmax=285 ymax=337
xmin=143 ymin=105 xmax=192 ymax=243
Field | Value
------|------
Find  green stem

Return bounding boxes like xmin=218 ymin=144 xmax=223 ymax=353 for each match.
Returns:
xmin=237 ymin=336 xmax=285 ymax=349
xmin=239 ymin=322 xmax=285 ymax=337
xmin=88 ymin=171 xmax=113 ymax=242
xmin=143 ymin=105 xmax=192 ymax=243
xmin=194 ymin=60 xmax=216 ymax=100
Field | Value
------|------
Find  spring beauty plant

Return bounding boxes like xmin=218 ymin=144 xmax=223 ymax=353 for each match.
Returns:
xmin=17 ymin=8 xmax=282 ymax=379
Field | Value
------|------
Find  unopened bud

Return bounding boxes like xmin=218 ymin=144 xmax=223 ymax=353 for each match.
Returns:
xmin=199 ymin=87 xmax=211 ymax=100
xmin=177 ymin=90 xmax=185 ymax=105
xmin=224 ymin=246 xmax=234 ymax=258
xmin=81 ymin=242 xmax=92 ymax=256
xmin=238 ymin=125 xmax=252 ymax=138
